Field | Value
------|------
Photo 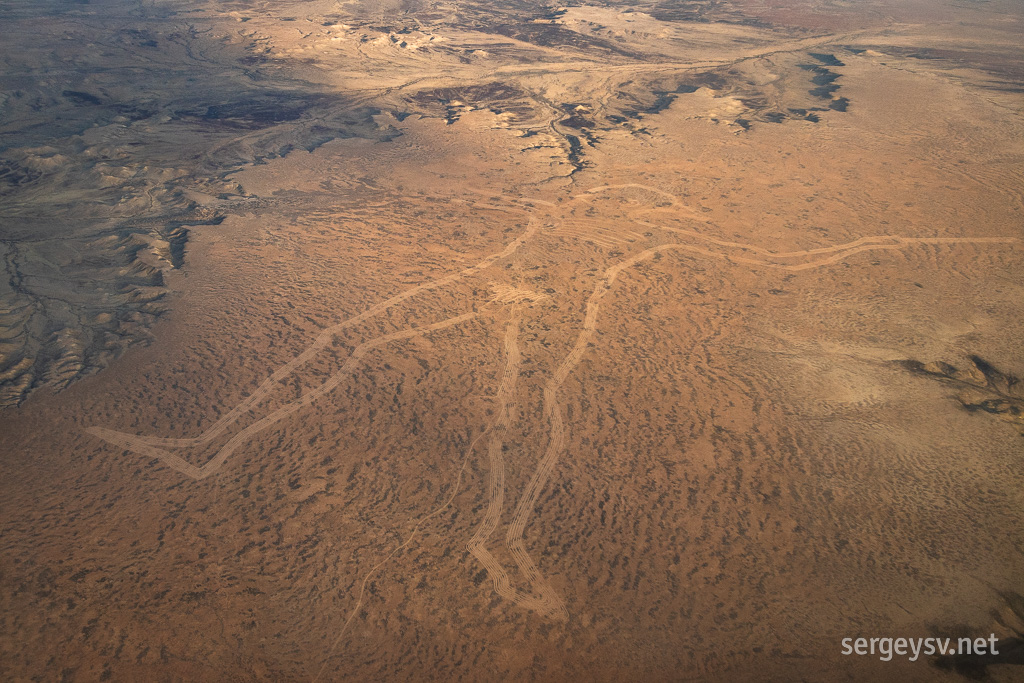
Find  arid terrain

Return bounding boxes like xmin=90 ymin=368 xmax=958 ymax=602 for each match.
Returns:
xmin=1 ymin=0 xmax=1023 ymax=681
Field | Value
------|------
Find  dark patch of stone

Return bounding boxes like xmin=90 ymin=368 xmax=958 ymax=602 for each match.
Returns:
xmin=540 ymin=7 xmax=568 ymax=20
xmin=565 ymin=134 xmax=586 ymax=175
xmin=808 ymin=52 xmax=845 ymax=67
xmin=0 ymin=161 xmax=43 ymax=187
xmin=561 ymin=114 xmax=595 ymax=129
xmin=898 ymin=356 xmax=1024 ymax=433
xmin=175 ymin=93 xmax=336 ymax=130
xmin=618 ymin=81 xmax=705 ymax=121
xmin=487 ymin=22 xmax=641 ymax=58
xmin=411 ymin=82 xmax=524 ymax=106
xmin=62 ymin=90 xmax=103 ymax=106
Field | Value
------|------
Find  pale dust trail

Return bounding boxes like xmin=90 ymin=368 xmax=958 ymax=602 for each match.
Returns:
xmin=313 ymin=309 xmax=525 ymax=682
xmin=85 ymin=215 xmax=539 ymax=454
xmin=87 ymin=312 xmax=478 ymax=480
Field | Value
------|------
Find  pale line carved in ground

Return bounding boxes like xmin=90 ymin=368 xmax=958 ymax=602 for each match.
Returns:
xmin=84 ymin=183 xmax=1021 ymax=632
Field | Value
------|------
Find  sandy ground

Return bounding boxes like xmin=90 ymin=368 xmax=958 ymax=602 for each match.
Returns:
xmin=1 ymin=0 xmax=1023 ymax=681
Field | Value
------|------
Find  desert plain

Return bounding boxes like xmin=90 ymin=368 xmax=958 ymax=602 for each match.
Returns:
xmin=1 ymin=0 xmax=1023 ymax=680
